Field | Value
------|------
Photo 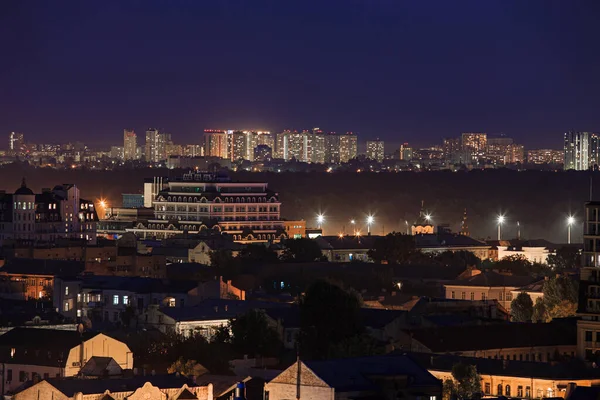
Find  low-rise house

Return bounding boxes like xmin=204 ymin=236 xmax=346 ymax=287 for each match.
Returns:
xmin=13 ymin=375 xmax=212 ymax=400
xmin=411 ymin=351 xmax=600 ymax=399
xmin=264 ymin=356 xmax=442 ymax=400
xmin=139 ymin=299 xmax=289 ymax=340
xmin=443 ymin=270 xmax=540 ymax=312
xmin=401 ymin=319 xmax=577 ymax=363
xmin=316 ymin=235 xmax=377 ymax=262
xmin=0 ymin=328 xmax=133 ymax=395
xmin=414 ymin=232 xmax=491 ymax=260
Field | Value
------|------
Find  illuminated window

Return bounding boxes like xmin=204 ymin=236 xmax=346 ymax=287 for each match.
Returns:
xmin=63 ymin=302 xmax=69 ymax=312
xmin=113 ymin=295 xmax=119 ymax=305
xmin=123 ymin=295 xmax=129 ymax=305
xmin=65 ymin=286 xmax=69 ymax=296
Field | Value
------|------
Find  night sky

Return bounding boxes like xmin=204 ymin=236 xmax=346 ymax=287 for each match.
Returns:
xmin=2 ymin=0 xmax=600 ymax=149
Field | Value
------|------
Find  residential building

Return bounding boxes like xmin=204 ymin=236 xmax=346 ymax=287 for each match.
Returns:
xmin=339 ymin=132 xmax=358 ymax=163
xmin=145 ymin=128 xmax=169 ymax=163
xmin=122 ymin=193 xmax=144 ymax=208
xmin=415 ymin=231 xmax=490 ymax=259
xmin=366 ymin=139 xmax=385 ymax=162
xmin=277 ymin=130 xmax=309 ymax=162
xmin=442 ymin=137 xmax=462 ymax=164
xmin=487 ymin=136 xmax=513 ymax=165
xmin=399 ymin=142 xmax=413 ymax=161
xmin=9 ymin=132 xmax=24 ymax=155
xmin=265 ymin=355 xmax=442 ymax=400
xmin=577 ymin=201 xmax=600 ymax=360
xmin=253 ymin=144 xmax=272 ymax=162
xmin=494 ymin=239 xmax=557 ymax=264
xmin=527 ymin=149 xmax=564 ymax=165
xmin=0 ymin=328 xmax=133 ymax=395
xmin=203 ymin=130 xmax=228 ymax=159
xmin=13 ymin=375 xmax=212 ymax=400
xmin=403 ymin=321 xmax=575 ymax=363
xmin=564 ymin=131 xmax=590 ymax=170
xmin=123 ymin=129 xmax=137 ymax=160
xmin=307 ymin=128 xmax=326 ymax=163
xmin=0 ymin=180 xmax=99 ymax=246
xmin=506 ymin=143 xmax=525 ymax=164
xmin=183 ymin=144 xmax=203 ymax=157
xmin=412 ymin=352 xmax=600 ymax=399
xmin=461 ymin=132 xmax=487 ymax=162
xmin=444 ymin=270 xmax=540 ymax=312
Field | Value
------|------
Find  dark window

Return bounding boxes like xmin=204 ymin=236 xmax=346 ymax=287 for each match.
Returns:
xmin=19 ymin=371 xmax=27 ymax=382
xmin=484 ymin=383 xmax=490 ymax=394
xmin=6 ymin=369 xmax=12 ymax=381
xmin=497 ymin=384 xmax=502 ymax=396
xmin=506 ymin=385 xmax=511 ymax=396
xmin=586 ymin=331 xmax=593 ymax=341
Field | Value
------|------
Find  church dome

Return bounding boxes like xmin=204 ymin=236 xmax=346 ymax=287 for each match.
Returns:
xmin=14 ymin=178 xmax=34 ymax=195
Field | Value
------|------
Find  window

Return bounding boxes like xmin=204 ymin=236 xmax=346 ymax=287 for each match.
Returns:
xmin=506 ymin=293 xmax=512 ymax=301
xmin=65 ymin=286 xmax=69 ymax=296
xmin=526 ymin=386 xmax=531 ymax=397
xmin=461 ymin=292 xmax=466 ymax=300
xmin=505 ymin=385 xmax=511 ymax=396
xmin=470 ymin=292 xmax=474 ymax=300
xmin=76 ymin=309 xmax=81 ymax=317
xmin=10 ymin=348 xmax=15 ymax=358
xmin=113 ymin=311 xmax=119 ymax=321
xmin=6 ymin=369 xmax=12 ymax=381
xmin=63 ymin=302 xmax=69 ymax=312
xmin=481 ymin=293 xmax=487 ymax=301
xmin=451 ymin=291 xmax=455 ymax=299
xmin=113 ymin=295 xmax=119 ymax=305
xmin=517 ymin=386 xmax=523 ymax=397
xmin=19 ymin=371 xmax=28 ymax=382
xmin=497 ymin=384 xmax=502 ymax=396
xmin=499 ymin=292 xmax=503 ymax=301
xmin=123 ymin=295 xmax=129 ymax=305
xmin=484 ymin=383 xmax=490 ymax=395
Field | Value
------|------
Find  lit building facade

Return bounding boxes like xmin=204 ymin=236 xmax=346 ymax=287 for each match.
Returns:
xmin=145 ymin=128 xmax=169 ymax=163
xmin=366 ymin=139 xmax=385 ymax=162
xmin=461 ymin=132 xmax=487 ymax=162
xmin=527 ymin=149 xmax=564 ymax=165
xmin=123 ymin=129 xmax=137 ymax=160
xmin=308 ymin=129 xmax=326 ymax=164
xmin=203 ymin=130 xmax=228 ymax=159
xmin=400 ymin=143 xmax=413 ymax=161
xmin=442 ymin=137 xmax=463 ymax=164
xmin=131 ymin=171 xmax=288 ymax=242
xmin=339 ymin=133 xmax=358 ymax=163
xmin=577 ymin=201 xmax=600 ymax=360
xmin=564 ymin=131 xmax=590 ymax=170
xmin=506 ymin=143 xmax=525 ymax=164
xmin=278 ymin=130 xmax=309 ymax=162
xmin=487 ymin=136 xmax=513 ymax=165
xmin=0 ymin=180 xmax=98 ymax=246
xmin=9 ymin=132 xmax=24 ymax=155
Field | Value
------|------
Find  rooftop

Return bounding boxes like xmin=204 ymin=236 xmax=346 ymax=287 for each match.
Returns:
xmin=0 ymin=258 xmax=84 ymax=278
xmin=160 ymin=299 xmax=291 ymax=322
xmin=445 ymin=270 xmax=538 ymax=288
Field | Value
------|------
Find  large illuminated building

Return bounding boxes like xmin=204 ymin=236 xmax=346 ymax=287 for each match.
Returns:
xmin=123 ymin=129 xmax=137 ymax=160
xmin=0 ymin=179 xmax=98 ymax=246
xmin=461 ymin=132 xmax=487 ymax=162
xmin=564 ymin=131 xmax=590 ymax=171
xmin=366 ymin=139 xmax=385 ymax=162
xmin=526 ymin=149 xmax=564 ymax=165
xmin=125 ymin=171 xmax=293 ymax=242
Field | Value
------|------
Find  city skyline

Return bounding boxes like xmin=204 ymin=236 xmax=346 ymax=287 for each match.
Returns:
xmin=2 ymin=1 xmax=600 ymax=149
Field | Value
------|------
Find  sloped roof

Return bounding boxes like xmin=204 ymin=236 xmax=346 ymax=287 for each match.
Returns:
xmin=303 ymin=354 xmax=440 ymax=391
xmin=407 ymin=320 xmax=576 ymax=352
xmin=81 ymin=275 xmax=197 ymax=294
xmin=415 ymin=233 xmax=489 ymax=249
xmin=194 ymin=375 xmax=251 ymax=397
xmin=316 ymin=235 xmax=380 ymax=250
xmin=161 ymin=299 xmax=291 ymax=322
xmin=445 ymin=270 xmax=537 ymax=288
xmin=1 ymin=258 xmax=84 ymax=277
xmin=42 ymin=375 xmax=197 ymax=397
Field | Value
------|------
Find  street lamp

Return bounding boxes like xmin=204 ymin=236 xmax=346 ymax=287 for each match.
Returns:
xmin=497 ymin=215 xmax=505 ymax=240
xmin=424 ymin=213 xmax=432 ymax=224
xmin=567 ymin=216 xmax=575 ymax=244
xmin=405 ymin=220 xmax=409 ymax=235
xmin=317 ymin=214 xmax=324 ymax=229
xmin=350 ymin=219 xmax=356 ymax=235
xmin=367 ymin=215 xmax=374 ymax=235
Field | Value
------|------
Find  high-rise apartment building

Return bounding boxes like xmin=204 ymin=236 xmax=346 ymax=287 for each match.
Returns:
xmin=526 ymin=149 xmax=564 ymax=165
xmin=123 ymin=129 xmax=137 ymax=160
xmin=339 ymin=133 xmax=358 ymax=163
xmin=204 ymin=130 xmax=228 ymax=159
xmin=442 ymin=138 xmax=462 ymax=164
xmin=281 ymin=130 xmax=309 ymax=162
xmin=366 ymin=139 xmax=385 ymax=162
xmin=505 ymin=144 xmax=525 ymax=164
xmin=590 ymin=134 xmax=600 ymax=168
xmin=461 ymin=132 xmax=487 ymax=162
xmin=9 ymin=132 xmax=24 ymax=155
xmin=183 ymin=144 xmax=203 ymax=157
xmin=487 ymin=136 xmax=513 ymax=165
xmin=229 ymin=131 xmax=247 ymax=161
xmin=564 ymin=131 xmax=590 ymax=170
xmin=577 ymin=201 xmax=600 ymax=360
xmin=308 ymin=129 xmax=326 ymax=164
xmin=145 ymin=129 xmax=169 ymax=163
xmin=399 ymin=143 xmax=413 ymax=161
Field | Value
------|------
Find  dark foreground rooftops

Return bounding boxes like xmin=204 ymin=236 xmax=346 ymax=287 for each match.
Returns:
xmin=445 ymin=270 xmax=538 ymax=288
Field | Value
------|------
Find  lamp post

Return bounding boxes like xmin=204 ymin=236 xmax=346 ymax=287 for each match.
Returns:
xmin=405 ymin=220 xmax=409 ymax=235
xmin=497 ymin=215 xmax=505 ymax=240
xmin=367 ymin=215 xmax=374 ymax=235
xmin=350 ymin=219 xmax=356 ymax=235
xmin=567 ymin=216 xmax=575 ymax=244
xmin=317 ymin=214 xmax=324 ymax=230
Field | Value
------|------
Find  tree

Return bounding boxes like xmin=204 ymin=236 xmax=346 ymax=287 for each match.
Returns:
xmin=167 ymin=357 xmax=208 ymax=378
xmin=281 ymin=238 xmax=324 ymax=263
xmin=435 ymin=250 xmax=480 ymax=268
xmin=299 ymin=280 xmax=366 ymax=359
xmin=494 ymin=255 xmax=532 ymax=276
xmin=368 ymin=232 xmax=419 ymax=264
xmin=451 ymin=363 xmax=482 ymax=400
xmin=547 ymin=247 xmax=581 ymax=272
xmin=511 ymin=292 xmax=534 ymax=322
xmin=532 ymin=297 xmax=547 ymax=322
xmin=237 ymin=244 xmax=279 ymax=266
xmin=210 ymin=249 xmax=241 ymax=280
xmin=41 ymin=283 xmax=53 ymax=301
xmin=229 ymin=310 xmax=282 ymax=357
xmin=120 ymin=305 xmax=137 ymax=327
xmin=543 ymin=275 xmax=578 ymax=319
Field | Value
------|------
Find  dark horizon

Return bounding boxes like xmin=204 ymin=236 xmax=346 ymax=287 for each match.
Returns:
xmin=2 ymin=1 xmax=600 ymax=149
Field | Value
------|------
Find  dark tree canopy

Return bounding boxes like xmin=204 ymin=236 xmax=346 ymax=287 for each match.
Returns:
xmin=543 ymin=275 xmax=579 ymax=320
xmin=368 ymin=232 xmax=419 ymax=264
xmin=237 ymin=244 xmax=279 ymax=265
xmin=547 ymin=247 xmax=581 ymax=271
xmin=299 ymin=280 xmax=367 ymax=359
xmin=281 ymin=238 xmax=324 ymax=263
xmin=449 ymin=363 xmax=482 ymax=400
xmin=229 ymin=309 xmax=282 ymax=357
xmin=511 ymin=292 xmax=533 ymax=322
xmin=532 ymin=297 xmax=547 ymax=322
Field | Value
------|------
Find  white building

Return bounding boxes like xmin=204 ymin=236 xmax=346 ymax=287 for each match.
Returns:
xmin=496 ymin=240 xmax=556 ymax=264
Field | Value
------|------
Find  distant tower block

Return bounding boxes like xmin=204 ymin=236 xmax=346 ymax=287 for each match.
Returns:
xmin=460 ymin=208 xmax=469 ymax=236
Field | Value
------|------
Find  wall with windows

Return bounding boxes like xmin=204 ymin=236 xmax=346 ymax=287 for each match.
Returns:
xmin=444 ymin=285 xmax=518 ymax=312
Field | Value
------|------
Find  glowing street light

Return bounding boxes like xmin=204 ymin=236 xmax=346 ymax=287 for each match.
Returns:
xmin=317 ymin=214 xmax=325 ymax=229
xmin=367 ymin=215 xmax=374 ymax=235
xmin=424 ymin=213 xmax=432 ymax=223
xmin=497 ymin=214 xmax=505 ymax=240
xmin=567 ymin=216 xmax=575 ymax=244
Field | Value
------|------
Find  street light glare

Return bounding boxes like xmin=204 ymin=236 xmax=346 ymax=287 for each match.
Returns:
xmin=99 ymin=199 xmax=107 ymax=208
xmin=497 ymin=215 xmax=505 ymax=224
xmin=350 ymin=219 xmax=356 ymax=224
xmin=424 ymin=213 xmax=432 ymax=222
xmin=317 ymin=214 xmax=324 ymax=223
xmin=367 ymin=215 xmax=374 ymax=224
xmin=567 ymin=216 xmax=575 ymax=225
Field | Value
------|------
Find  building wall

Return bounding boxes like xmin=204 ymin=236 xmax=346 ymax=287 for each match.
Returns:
xmin=445 ymin=285 xmax=517 ymax=312
xmin=3 ymin=364 xmax=62 ymax=394
xmin=64 ymin=333 xmax=133 ymax=377
xmin=497 ymin=246 xmax=553 ymax=264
